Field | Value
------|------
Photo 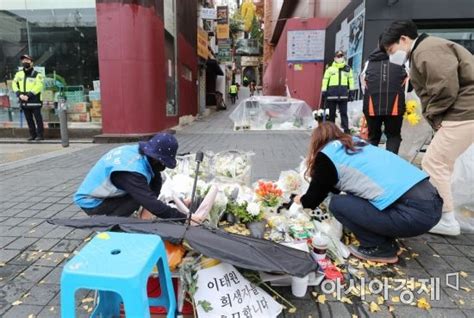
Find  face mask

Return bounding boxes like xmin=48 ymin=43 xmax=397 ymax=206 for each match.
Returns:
xmin=389 ymin=50 xmax=408 ymax=66
xmin=334 ymin=57 xmax=344 ymax=63
xmin=22 ymin=62 xmax=31 ymax=69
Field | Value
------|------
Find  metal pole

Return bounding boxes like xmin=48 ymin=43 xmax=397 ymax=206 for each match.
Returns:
xmin=58 ymin=98 xmax=69 ymax=147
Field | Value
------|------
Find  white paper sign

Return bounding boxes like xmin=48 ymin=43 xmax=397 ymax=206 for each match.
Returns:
xmin=287 ymin=30 xmax=325 ymax=63
xmin=200 ymin=8 xmax=217 ymax=20
xmin=194 ymin=263 xmax=282 ymax=318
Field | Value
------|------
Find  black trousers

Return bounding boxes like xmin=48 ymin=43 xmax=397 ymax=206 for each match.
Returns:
xmin=82 ymin=195 xmax=140 ymax=217
xmin=22 ymin=106 xmax=44 ymax=138
xmin=329 ymin=179 xmax=442 ymax=248
xmin=365 ymin=115 xmax=403 ymax=154
xmin=326 ymin=100 xmax=349 ymax=133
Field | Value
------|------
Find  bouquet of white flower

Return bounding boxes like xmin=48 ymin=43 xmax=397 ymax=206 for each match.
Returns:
xmin=214 ymin=150 xmax=253 ymax=185
xmin=277 ymin=170 xmax=303 ymax=196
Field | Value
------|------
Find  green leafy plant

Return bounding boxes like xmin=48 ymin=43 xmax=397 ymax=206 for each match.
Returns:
xmin=198 ymin=300 xmax=213 ymax=313
xmin=227 ymin=201 xmax=263 ymax=223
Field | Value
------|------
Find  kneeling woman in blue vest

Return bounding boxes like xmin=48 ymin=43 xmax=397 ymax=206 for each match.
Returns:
xmin=294 ymin=122 xmax=442 ymax=263
xmin=74 ymin=133 xmax=202 ymax=223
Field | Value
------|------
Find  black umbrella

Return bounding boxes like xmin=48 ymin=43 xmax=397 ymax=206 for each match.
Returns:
xmin=49 ymin=216 xmax=317 ymax=277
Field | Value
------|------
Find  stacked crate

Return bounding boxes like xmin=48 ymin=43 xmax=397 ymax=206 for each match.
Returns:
xmin=65 ymin=86 xmax=90 ymax=122
xmin=89 ymin=80 xmax=101 ymax=123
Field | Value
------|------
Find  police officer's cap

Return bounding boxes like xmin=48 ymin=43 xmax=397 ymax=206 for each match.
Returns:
xmin=335 ymin=50 xmax=345 ymax=57
xmin=20 ymin=54 xmax=34 ymax=61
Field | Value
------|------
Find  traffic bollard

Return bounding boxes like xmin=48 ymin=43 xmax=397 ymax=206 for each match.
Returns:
xmin=58 ymin=103 xmax=69 ymax=148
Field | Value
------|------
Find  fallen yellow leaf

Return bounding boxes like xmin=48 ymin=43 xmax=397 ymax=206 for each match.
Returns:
xmin=97 ymin=232 xmax=110 ymax=240
xmin=391 ymin=296 xmax=400 ymax=303
xmin=459 ymin=300 xmax=465 ymax=305
xmin=317 ymin=294 xmax=327 ymax=304
xmin=352 ymin=315 xmax=358 ymax=318
xmin=377 ymin=296 xmax=384 ymax=305
xmin=417 ymin=297 xmax=431 ymax=310
xmin=28 ymin=315 xmax=35 ymax=318
xmin=369 ymin=301 xmax=380 ymax=312
xmin=388 ymin=305 xmax=395 ymax=312
xmin=411 ymin=253 xmax=419 ymax=257
xmin=460 ymin=271 xmax=468 ymax=278
xmin=341 ymin=296 xmax=353 ymax=304
xmin=81 ymin=297 xmax=95 ymax=303
xmin=461 ymin=287 xmax=471 ymax=292
xmin=288 ymin=307 xmax=296 ymax=313
xmin=12 ymin=300 xmax=22 ymax=306
xmin=311 ymin=292 xmax=318 ymax=298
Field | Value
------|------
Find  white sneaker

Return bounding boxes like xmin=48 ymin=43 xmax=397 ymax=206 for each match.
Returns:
xmin=429 ymin=213 xmax=461 ymax=236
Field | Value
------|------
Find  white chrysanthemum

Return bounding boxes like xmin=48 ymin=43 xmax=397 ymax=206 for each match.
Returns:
xmin=247 ymin=202 xmax=261 ymax=216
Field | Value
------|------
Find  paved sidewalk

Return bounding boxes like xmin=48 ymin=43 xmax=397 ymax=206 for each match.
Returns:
xmin=0 ymin=103 xmax=473 ymax=317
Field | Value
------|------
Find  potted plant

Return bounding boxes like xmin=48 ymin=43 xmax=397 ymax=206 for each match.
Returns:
xmin=227 ymin=201 xmax=266 ymax=238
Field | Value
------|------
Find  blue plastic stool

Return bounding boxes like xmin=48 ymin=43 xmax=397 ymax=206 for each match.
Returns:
xmin=60 ymin=232 xmax=176 ymax=318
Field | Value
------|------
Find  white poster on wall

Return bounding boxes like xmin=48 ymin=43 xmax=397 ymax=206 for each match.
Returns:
xmin=193 ymin=263 xmax=282 ymax=318
xmin=335 ymin=19 xmax=350 ymax=54
xmin=287 ymin=30 xmax=325 ymax=63
xmin=347 ymin=9 xmax=365 ymax=91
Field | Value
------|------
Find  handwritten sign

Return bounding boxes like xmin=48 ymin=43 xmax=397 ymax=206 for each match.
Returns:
xmin=287 ymin=30 xmax=325 ymax=63
xmin=194 ymin=263 xmax=282 ymax=318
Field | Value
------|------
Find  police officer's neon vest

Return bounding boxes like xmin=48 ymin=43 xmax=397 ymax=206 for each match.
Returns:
xmin=74 ymin=145 xmax=154 ymax=208
xmin=321 ymin=139 xmax=427 ymax=210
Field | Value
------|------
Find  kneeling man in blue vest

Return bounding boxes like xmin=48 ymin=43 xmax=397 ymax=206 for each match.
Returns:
xmin=74 ymin=133 xmax=203 ymax=224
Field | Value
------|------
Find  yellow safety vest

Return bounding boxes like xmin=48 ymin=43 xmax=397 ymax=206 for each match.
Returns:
xmin=321 ymin=62 xmax=355 ymax=91
xmin=229 ymin=85 xmax=238 ymax=94
xmin=12 ymin=69 xmax=44 ymax=105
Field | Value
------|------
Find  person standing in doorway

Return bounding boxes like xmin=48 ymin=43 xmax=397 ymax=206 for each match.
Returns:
xmin=12 ymin=55 xmax=45 ymax=141
xmin=381 ymin=20 xmax=474 ymax=236
xmin=360 ymin=45 xmax=407 ymax=154
xmin=321 ymin=50 xmax=355 ymax=133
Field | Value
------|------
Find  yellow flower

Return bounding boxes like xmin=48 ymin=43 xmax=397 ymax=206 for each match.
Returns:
xmin=405 ymin=99 xmax=418 ymax=113
xmin=405 ymin=112 xmax=421 ymax=126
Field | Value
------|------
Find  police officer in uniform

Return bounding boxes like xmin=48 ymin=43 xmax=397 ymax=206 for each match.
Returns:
xmin=12 ymin=55 xmax=45 ymax=141
xmin=321 ymin=50 xmax=355 ymax=133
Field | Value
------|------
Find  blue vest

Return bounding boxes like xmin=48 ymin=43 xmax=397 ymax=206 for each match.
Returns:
xmin=74 ymin=145 xmax=154 ymax=208
xmin=321 ymin=139 xmax=427 ymax=210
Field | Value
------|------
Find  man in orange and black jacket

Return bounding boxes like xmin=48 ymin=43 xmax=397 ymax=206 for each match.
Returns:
xmin=361 ymin=47 xmax=407 ymax=154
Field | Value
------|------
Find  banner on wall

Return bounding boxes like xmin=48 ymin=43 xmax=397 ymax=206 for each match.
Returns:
xmin=197 ymin=27 xmax=209 ymax=59
xmin=347 ymin=9 xmax=365 ymax=91
xmin=287 ymin=30 xmax=325 ymax=63
xmin=335 ymin=19 xmax=349 ymax=54
xmin=216 ymin=6 xmax=229 ymax=24
xmin=216 ymin=24 xmax=230 ymax=39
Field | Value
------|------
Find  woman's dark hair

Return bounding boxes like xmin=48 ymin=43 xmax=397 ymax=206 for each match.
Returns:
xmin=380 ymin=20 xmax=418 ymax=51
xmin=305 ymin=122 xmax=366 ymax=180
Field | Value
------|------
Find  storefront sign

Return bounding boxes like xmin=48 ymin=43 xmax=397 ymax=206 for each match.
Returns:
xmin=216 ymin=6 xmax=228 ymax=24
xmin=241 ymin=56 xmax=261 ymax=66
xmin=200 ymin=8 xmax=216 ymax=20
xmin=194 ymin=263 xmax=282 ymax=318
xmin=216 ymin=24 xmax=229 ymax=39
xmin=217 ymin=39 xmax=232 ymax=63
xmin=197 ymin=27 xmax=209 ymax=59
xmin=287 ymin=29 xmax=325 ymax=62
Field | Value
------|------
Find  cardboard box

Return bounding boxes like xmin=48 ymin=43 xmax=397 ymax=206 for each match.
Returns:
xmin=90 ymin=108 xmax=102 ymax=117
xmin=68 ymin=102 xmax=89 ymax=113
xmin=68 ymin=112 xmax=90 ymax=122
xmin=91 ymin=116 xmax=102 ymax=123
xmin=42 ymin=90 xmax=54 ymax=102
xmin=91 ymin=100 xmax=101 ymax=109
xmin=89 ymin=90 xmax=101 ymax=101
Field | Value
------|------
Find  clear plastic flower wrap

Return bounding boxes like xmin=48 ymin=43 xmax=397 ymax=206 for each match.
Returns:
xmin=277 ymin=170 xmax=304 ymax=197
xmin=213 ymin=150 xmax=254 ymax=185
xmin=229 ymin=96 xmax=314 ymax=131
xmin=166 ymin=152 xmax=214 ymax=180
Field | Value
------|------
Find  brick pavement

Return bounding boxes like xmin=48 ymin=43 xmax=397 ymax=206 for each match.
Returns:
xmin=0 ymin=103 xmax=473 ymax=317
